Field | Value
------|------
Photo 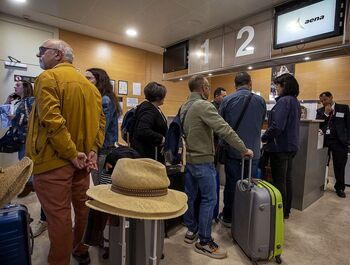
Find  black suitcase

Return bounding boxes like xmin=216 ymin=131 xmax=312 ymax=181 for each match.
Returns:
xmin=165 ymin=168 xmax=185 ymax=236
xmin=0 ymin=204 xmax=33 ymax=265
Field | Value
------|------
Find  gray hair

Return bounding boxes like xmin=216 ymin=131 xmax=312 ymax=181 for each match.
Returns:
xmin=46 ymin=39 xmax=74 ymax=63
xmin=56 ymin=40 xmax=74 ymax=63
xmin=188 ymin=75 xmax=207 ymax=92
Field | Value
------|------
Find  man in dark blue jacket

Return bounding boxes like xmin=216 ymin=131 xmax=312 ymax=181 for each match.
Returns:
xmin=218 ymin=72 xmax=266 ymax=227
xmin=316 ymin=91 xmax=350 ymax=198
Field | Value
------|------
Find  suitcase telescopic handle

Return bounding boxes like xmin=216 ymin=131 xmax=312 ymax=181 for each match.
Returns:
xmin=241 ymin=157 xmax=253 ymax=189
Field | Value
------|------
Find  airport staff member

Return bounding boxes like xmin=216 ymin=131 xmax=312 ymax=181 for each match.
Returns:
xmin=317 ymin=91 xmax=350 ymax=198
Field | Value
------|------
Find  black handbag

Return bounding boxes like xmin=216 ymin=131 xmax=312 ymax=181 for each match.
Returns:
xmin=216 ymin=142 xmax=227 ymax=164
xmin=0 ymin=127 xmax=23 ymax=153
xmin=0 ymin=99 xmax=29 ymax=153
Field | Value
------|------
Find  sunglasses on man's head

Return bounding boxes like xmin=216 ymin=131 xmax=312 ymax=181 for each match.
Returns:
xmin=38 ymin=46 xmax=59 ymax=56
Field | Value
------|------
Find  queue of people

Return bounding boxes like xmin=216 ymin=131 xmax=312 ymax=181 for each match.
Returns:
xmin=1 ymin=38 xmax=348 ymax=264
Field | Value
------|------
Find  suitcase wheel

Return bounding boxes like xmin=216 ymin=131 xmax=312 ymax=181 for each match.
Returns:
xmin=275 ymin=255 xmax=282 ymax=264
xmin=102 ymin=247 xmax=109 ymax=259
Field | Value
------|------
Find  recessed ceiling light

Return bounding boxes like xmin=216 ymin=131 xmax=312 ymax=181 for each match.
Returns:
xmin=12 ymin=0 xmax=26 ymax=3
xmin=179 ymin=78 xmax=183 ymax=81
xmin=304 ymin=56 xmax=311 ymax=60
xmin=126 ymin=28 xmax=137 ymax=37
xmin=208 ymin=73 xmax=212 ymax=76
xmin=248 ymin=66 xmax=253 ymax=70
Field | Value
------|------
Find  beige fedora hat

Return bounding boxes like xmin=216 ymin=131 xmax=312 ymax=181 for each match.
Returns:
xmin=0 ymin=157 xmax=33 ymax=208
xmin=86 ymin=158 xmax=187 ymax=220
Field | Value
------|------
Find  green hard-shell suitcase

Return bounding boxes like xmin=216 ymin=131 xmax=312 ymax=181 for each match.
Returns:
xmin=232 ymin=158 xmax=284 ymax=264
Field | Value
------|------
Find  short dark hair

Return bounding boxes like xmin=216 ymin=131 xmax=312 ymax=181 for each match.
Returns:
xmin=319 ymin=91 xmax=332 ymax=98
xmin=188 ymin=75 xmax=207 ymax=92
xmin=234 ymin=72 xmax=251 ymax=87
xmin=22 ymin=81 xmax=33 ymax=98
xmin=144 ymin=82 xmax=167 ymax=102
xmin=274 ymin=73 xmax=299 ymax=97
xmin=214 ymin=87 xmax=226 ymax=97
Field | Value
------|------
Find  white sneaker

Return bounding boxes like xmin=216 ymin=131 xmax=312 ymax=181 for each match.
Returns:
xmin=32 ymin=220 xmax=48 ymax=237
xmin=184 ymin=230 xmax=198 ymax=244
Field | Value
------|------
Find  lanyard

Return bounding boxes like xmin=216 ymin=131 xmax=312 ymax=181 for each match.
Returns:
xmin=327 ymin=110 xmax=334 ymax=128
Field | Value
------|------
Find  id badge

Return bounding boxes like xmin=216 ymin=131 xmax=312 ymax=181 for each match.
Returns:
xmin=326 ymin=129 xmax=331 ymax=135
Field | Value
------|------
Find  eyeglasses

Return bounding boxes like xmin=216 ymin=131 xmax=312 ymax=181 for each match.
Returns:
xmin=38 ymin=46 xmax=59 ymax=56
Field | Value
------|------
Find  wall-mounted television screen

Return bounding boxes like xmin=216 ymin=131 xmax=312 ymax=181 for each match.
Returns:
xmin=163 ymin=41 xmax=188 ymax=73
xmin=273 ymin=0 xmax=344 ymax=49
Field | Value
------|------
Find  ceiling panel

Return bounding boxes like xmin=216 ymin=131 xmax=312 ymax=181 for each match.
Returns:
xmin=0 ymin=0 xmax=287 ymax=53
xmin=22 ymin=0 xmax=96 ymax=23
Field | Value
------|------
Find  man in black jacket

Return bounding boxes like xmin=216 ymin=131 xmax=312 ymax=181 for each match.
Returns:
xmin=316 ymin=91 xmax=350 ymax=198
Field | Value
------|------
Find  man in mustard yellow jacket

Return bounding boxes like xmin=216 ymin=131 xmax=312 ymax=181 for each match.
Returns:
xmin=26 ymin=39 xmax=105 ymax=265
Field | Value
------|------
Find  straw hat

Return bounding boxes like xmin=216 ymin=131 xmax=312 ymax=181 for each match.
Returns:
xmin=0 ymin=157 xmax=33 ymax=208
xmin=86 ymin=158 xmax=188 ymax=220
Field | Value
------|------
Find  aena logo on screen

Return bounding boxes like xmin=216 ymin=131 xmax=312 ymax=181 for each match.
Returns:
xmin=294 ymin=15 xmax=325 ymax=30
xmin=305 ymin=15 xmax=325 ymax=24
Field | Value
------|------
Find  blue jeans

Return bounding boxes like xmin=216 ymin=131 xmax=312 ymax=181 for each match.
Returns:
xmin=184 ymin=163 xmax=217 ymax=243
xmin=222 ymin=158 xmax=258 ymax=222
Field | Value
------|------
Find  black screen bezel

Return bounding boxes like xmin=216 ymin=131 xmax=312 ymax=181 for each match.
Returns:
xmin=163 ymin=41 xmax=188 ymax=73
xmin=273 ymin=0 xmax=344 ymax=49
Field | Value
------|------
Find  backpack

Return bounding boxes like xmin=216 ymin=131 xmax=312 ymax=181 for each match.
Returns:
xmin=163 ymin=100 xmax=197 ymax=173
xmin=121 ymin=107 xmax=138 ymax=144
xmin=100 ymin=146 xmax=141 ymax=184
xmin=163 ymin=114 xmax=186 ymax=173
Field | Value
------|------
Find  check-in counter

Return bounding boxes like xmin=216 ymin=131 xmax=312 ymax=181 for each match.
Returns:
xmin=291 ymin=120 xmax=328 ymax=211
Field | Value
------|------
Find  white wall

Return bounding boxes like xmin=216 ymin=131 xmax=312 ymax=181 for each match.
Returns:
xmin=0 ymin=14 xmax=58 ymax=166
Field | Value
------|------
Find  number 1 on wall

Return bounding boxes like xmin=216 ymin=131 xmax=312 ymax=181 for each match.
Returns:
xmin=200 ymin=39 xmax=209 ymax=64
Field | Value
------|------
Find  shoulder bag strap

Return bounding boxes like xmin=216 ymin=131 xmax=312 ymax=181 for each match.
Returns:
xmin=233 ymin=93 xmax=253 ymax=131
xmin=180 ymin=99 xmax=198 ymax=132
xmin=24 ymin=99 xmax=29 ymax=119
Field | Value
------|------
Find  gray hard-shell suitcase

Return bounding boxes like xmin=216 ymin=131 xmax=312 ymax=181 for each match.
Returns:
xmin=109 ymin=216 xmax=164 ymax=265
xmin=232 ymin=158 xmax=284 ymax=265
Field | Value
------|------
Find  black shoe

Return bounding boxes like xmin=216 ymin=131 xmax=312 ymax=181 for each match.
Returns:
xmin=284 ymin=214 xmax=290 ymax=220
xmin=336 ymin=190 xmax=346 ymax=198
xmin=17 ymin=184 xmax=34 ymax=198
xmin=218 ymin=213 xmax=231 ymax=228
xmin=72 ymin=252 xmax=90 ymax=265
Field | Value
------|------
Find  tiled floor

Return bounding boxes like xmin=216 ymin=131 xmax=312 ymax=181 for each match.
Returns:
xmin=14 ymin=177 xmax=350 ymax=265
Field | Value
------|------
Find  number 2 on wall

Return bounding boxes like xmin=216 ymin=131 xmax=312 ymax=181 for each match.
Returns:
xmin=236 ymin=26 xmax=255 ymax=57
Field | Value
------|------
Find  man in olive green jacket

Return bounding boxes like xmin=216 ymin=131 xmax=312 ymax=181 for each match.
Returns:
xmin=180 ymin=75 xmax=253 ymax=259
xmin=26 ymin=39 xmax=105 ymax=265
